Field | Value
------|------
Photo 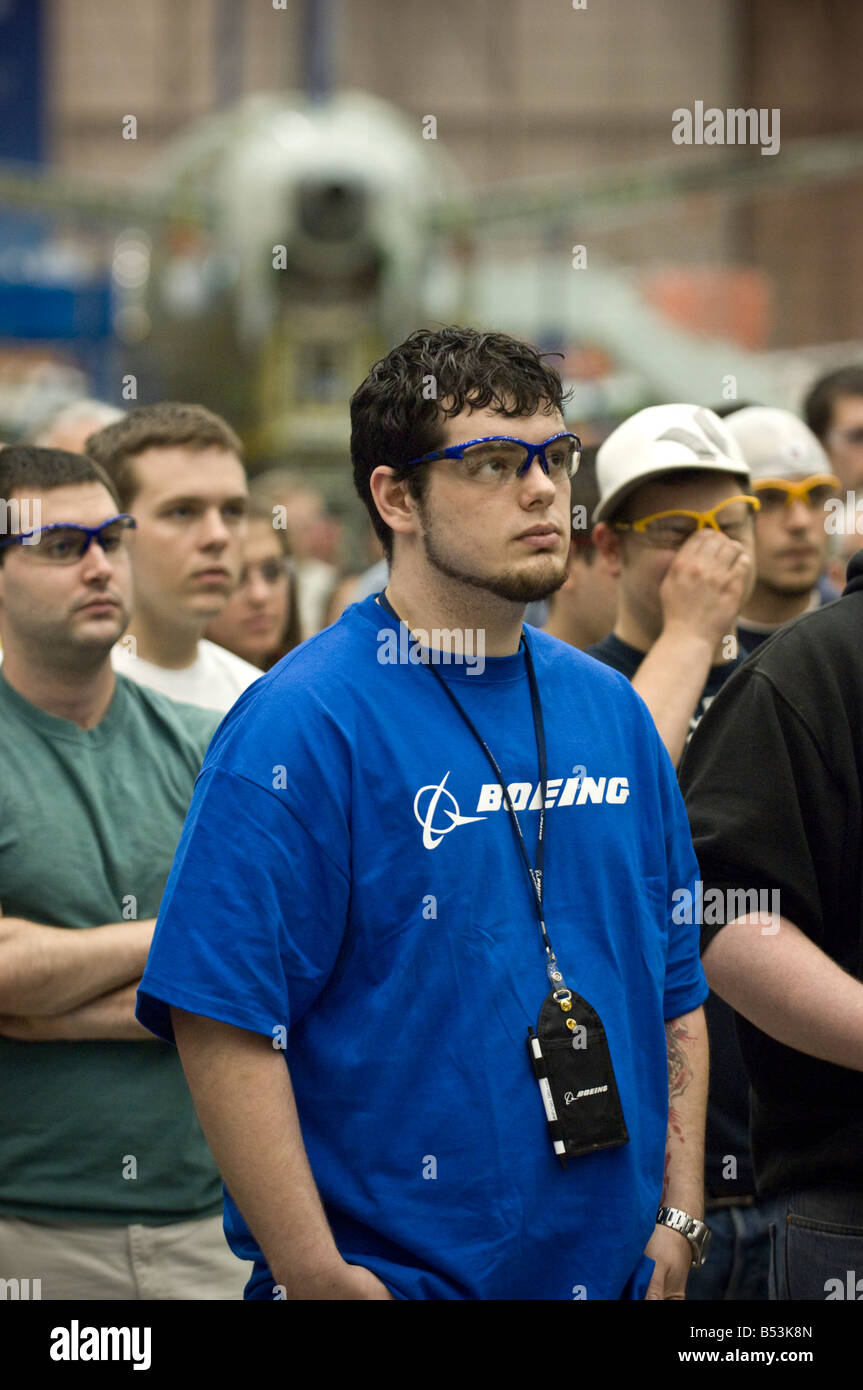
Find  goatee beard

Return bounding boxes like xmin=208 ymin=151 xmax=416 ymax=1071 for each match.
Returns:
xmin=420 ymin=522 xmax=568 ymax=603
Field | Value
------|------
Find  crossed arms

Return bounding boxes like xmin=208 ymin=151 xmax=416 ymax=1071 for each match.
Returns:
xmin=0 ymin=907 xmax=157 ymax=1041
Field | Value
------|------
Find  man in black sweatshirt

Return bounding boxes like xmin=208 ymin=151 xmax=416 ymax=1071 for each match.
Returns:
xmin=679 ymin=549 xmax=863 ymax=1300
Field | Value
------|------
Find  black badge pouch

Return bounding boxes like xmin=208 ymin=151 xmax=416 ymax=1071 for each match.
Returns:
xmin=529 ymin=987 xmax=629 ymax=1161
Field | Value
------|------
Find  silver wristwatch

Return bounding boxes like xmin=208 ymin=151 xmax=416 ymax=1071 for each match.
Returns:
xmin=656 ymin=1206 xmax=712 ymax=1267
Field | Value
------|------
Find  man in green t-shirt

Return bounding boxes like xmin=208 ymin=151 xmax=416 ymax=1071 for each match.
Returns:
xmin=0 ymin=444 xmax=248 ymax=1299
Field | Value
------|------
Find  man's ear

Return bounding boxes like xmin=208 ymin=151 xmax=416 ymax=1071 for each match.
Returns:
xmin=591 ymin=522 xmax=624 ymax=579
xmin=369 ymin=466 xmax=418 ymax=543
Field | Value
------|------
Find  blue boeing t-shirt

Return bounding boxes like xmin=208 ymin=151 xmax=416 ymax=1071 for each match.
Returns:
xmin=137 ymin=594 xmax=708 ymax=1301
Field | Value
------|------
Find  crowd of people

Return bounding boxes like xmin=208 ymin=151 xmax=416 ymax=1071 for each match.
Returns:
xmin=0 ymin=329 xmax=860 ymax=1302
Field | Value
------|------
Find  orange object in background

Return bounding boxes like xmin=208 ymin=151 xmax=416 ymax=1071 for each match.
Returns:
xmin=560 ymin=344 xmax=616 ymax=380
xmin=640 ymin=268 xmax=772 ymax=351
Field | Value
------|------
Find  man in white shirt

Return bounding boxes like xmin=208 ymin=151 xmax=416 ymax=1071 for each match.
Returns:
xmin=86 ymin=403 xmax=261 ymax=713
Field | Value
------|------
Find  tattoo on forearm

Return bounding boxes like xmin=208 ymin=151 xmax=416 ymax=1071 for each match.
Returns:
xmin=667 ymin=1020 xmax=695 ymax=1099
xmin=666 ymin=1019 xmax=695 ymax=1147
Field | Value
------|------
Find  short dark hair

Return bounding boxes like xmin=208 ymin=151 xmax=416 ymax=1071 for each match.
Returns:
xmin=803 ymin=366 xmax=863 ymax=442
xmin=0 ymin=445 xmax=121 ymax=561
xmin=350 ymin=326 xmax=571 ymax=560
xmin=85 ymin=402 xmax=244 ymax=510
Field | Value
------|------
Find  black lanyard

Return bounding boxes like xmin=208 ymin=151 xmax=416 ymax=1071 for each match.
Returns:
xmin=376 ymin=590 xmax=557 ymax=963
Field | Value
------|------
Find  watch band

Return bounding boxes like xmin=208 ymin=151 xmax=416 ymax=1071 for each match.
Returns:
xmin=656 ymin=1205 xmax=712 ymax=1267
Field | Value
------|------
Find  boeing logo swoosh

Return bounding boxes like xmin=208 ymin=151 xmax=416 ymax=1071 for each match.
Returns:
xmin=413 ymin=772 xmax=487 ymax=850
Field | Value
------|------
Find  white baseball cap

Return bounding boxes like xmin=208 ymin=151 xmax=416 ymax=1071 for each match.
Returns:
xmin=594 ymin=404 xmax=750 ymax=523
xmin=721 ymin=406 xmax=832 ymax=482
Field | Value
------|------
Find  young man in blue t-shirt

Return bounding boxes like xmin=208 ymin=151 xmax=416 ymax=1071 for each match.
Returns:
xmin=137 ymin=327 xmax=711 ymax=1301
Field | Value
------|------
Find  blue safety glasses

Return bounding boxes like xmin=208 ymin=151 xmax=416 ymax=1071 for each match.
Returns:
xmin=403 ymin=433 xmax=582 ymax=485
xmin=0 ymin=514 xmax=137 ymax=564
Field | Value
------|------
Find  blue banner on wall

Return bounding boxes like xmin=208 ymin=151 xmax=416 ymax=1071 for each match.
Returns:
xmin=0 ymin=0 xmax=43 ymax=163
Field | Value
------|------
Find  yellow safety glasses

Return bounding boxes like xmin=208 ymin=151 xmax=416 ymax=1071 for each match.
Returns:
xmin=752 ymin=474 xmax=840 ymax=511
xmin=613 ymin=495 xmax=760 ymax=549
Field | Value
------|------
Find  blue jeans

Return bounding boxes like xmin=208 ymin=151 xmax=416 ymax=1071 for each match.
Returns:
xmin=686 ymin=1202 xmax=771 ymax=1301
xmin=764 ymin=1186 xmax=863 ymax=1301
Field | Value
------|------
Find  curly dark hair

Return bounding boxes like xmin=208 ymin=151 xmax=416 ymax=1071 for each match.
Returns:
xmin=350 ymin=326 xmax=571 ymax=560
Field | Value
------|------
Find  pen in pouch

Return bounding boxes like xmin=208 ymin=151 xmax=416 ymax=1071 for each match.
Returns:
xmin=527 ymin=1026 xmax=568 ymax=1169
